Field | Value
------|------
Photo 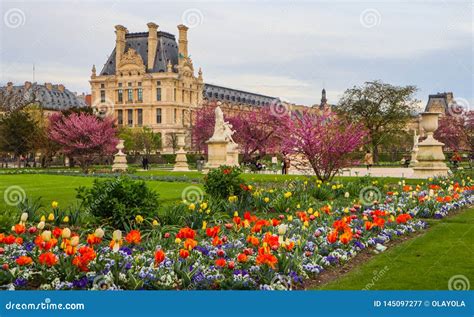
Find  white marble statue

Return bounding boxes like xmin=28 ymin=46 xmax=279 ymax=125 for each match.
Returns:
xmin=210 ymin=106 xmax=236 ymax=145
xmin=413 ymin=130 xmax=419 ymax=148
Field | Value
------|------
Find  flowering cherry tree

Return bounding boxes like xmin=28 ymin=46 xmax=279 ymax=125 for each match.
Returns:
xmin=228 ymin=107 xmax=289 ymax=162
xmin=191 ymin=104 xmax=216 ymax=153
xmin=48 ymin=113 xmax=118 ymax=172
xmin=434 ymin=113 xmax=469 ymax=152
xmin=282 ymin=111 xmax=367 ymax=181
xmin=192 ymin=102 xmax=289 ymax=162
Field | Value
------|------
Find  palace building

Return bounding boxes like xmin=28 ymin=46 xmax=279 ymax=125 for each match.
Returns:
xmin=90 ymin=22 xmax=284 ymax=153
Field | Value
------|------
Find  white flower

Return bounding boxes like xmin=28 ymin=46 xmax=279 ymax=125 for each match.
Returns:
xmin=94 ymin=228 xmax=105 ymax=238
xmin=344 ymin=192 xmax=350 ymax=198
xmin=37 ymin=221 xmax=45 ymax=230
xmin=20 ymin=213 xmax=28 ymax=222
xmin=277 ymin=224 xmax=288 ymax=235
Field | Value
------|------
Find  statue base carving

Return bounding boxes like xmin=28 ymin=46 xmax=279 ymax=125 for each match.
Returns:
xmin=173 ymin=148 xmax=189 ymax=171
xmin=112 ymin=155 xmax=128 ymax=172
xmin=205 ymin=140 xmax=229 ymax=170
xmin=112 ymin=140 xmax=128 ymax=172
xmin=226 ymin=144 xmax=239 ymax=167
xmin=412 ymin=136 xmax=449 ymax=178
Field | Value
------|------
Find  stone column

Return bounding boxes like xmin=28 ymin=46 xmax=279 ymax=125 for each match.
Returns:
xmin=412 ymin=112 xmax=449 ymax=178
xmin=173 ymin=133 xmax=189 ymax=171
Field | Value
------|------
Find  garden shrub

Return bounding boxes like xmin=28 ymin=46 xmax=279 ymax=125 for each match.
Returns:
xmin=76 ymin=177 xmax=160 ymax=230
xmin=204 ymin=166 xmax=245 ymax=200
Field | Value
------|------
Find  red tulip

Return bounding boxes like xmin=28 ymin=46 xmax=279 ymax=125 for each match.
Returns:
xmin=28 ymin=227 xmax=37 ymax=234
xmin=164 ymin=233 xmax=170 ymax=238
xmin=217 ymin=249 xmax=225 ymax=257
xmin=228 ymin=261 xmax=235 ymax=269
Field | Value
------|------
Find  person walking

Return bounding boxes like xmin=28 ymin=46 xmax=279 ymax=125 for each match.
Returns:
xmin=364 ymin=150 xmax=373 ymax=170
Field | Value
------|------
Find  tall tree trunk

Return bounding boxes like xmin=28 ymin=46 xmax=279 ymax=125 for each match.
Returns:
xmin=372 ymin=142 xmax=379 ymax=164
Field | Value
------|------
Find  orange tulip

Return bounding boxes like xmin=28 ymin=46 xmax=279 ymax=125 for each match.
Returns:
xmin=155 ymin=249 xmax=165 ymax=265
xmin=38 ymin=252 xmax=58 ymax=267
xmin=14 ymin=224 xmax=26 ymax=235
xmin=179 ymin=249 xmax=190 ymax=259
xmin=125 ymin=230 xmax=141 ymax=245
xmin=15 ymin=256 xmax=33 ymax=266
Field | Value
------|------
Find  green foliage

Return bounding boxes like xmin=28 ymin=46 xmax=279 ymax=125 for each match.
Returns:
xmin=0 ymin=111 xmax=38 ymax=161
xmin=17 ymin=197 xmax=43 ymax=223
xmin=0 ymin=208 xmax=18 ymax=233
xmin=76 ymin=177 xmax=160 ymax=230
xmin=337 ymin=80 xmax=419 ymax=162
xmin=204 ymin=166 xmax=245 ymax=200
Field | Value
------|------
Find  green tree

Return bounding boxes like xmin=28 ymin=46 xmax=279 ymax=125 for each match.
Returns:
xmin=119 ymin=127 xmax=162 ymax=155
xmin=337 ymin=80 xmax=419 ymax=163
xmin=0 ymin=111 xmax=38 ymax=167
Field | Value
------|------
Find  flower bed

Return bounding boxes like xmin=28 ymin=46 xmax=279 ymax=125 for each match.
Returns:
xmin=0 ymin=176 xmax=472 ymax=290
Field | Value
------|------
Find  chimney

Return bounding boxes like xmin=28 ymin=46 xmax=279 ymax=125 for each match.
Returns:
xmin=177 ymin=24 xmax=189 ymax=64
xmin=45 ymin=83 xmax=52 ymax=91
xmin=147 ymin=22 xmax=158 ymax=70
xmin=24 ymin=81 xmax=31 ymax=90
xmin=115 ymin=25 xmax=128 ymax=70
xmin=58 ymin=84 xmax=65 ymax=92
xmin=6 ymin=82 xmax=13 ymax=92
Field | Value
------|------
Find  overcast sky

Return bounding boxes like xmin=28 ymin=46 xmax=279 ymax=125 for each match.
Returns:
xmin=0 ymin=0 xmax=472 ymax=108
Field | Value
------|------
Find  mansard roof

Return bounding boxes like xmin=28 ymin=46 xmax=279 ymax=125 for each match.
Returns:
xmin=203 ymin=83 xmax=279 ymax=106
xmin=1 ymin=82 xmax=87 ymax=110
xmin=100 ymin=31 xmax=179 ymax=76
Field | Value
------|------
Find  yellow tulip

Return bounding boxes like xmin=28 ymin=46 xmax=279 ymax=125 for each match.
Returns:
xmin=284 ymin=192 xmax=292 ymax=198
xmin=264 ymin=197 xmax=270 ymax=203
xmin=201 ymin=202 xmax=208 ymax=210
xmin=40 ymin=215 xmax=46 ymax=222
xmin=63 ymin=216 xmax=69 ymax=223
xmin=71 ymin=236 xmax=79 ymax=247
xmin=202 ymin=221 xmax=207 ymax=230
xmin=188 ymin=203 xmax=196 ymax=211
xmin=37 ymin=221 xmax=45 ymax=230
xmin=287 ymin=215 xmax=293 ymax=222
xmin=51 ymin=201 xmax=58 ymax=209
xmin=135 ymin=215 xmax=144 ymax=223
xmin=233 ymin=211 xmax=239 ymax=217
xmin=175 ymin=238 xmax=182 ymax=244
xmin=307 ymin=207 xmax=313 ymax=214
xmin=62 ymin=228 xmax=71 ymax=239
xmin=47 ymin=213 xmax=54 ymax=221
xmin=41 ymin=230 xmax=52 ymax=242
xmin=152 ymin=219 xmax=159 ymax=226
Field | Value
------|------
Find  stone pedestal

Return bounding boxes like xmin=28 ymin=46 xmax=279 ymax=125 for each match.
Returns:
xmin=226 ymin=144 xmax=240 ymax=167
xmin=409 ymin=147 xmax=418 ymax=167
xmin=205 ymin=140 xmax=229 ymax=169
xmin=173 ymin=134 xmax=189 ymax=171
xmin=112 ymin=140 xmax=128 ymax=172
xmin=413 ymin=112 xmax=449 ymax=178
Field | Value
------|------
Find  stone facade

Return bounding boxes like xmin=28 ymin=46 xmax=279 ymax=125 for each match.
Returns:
xmin=90 ymin=23 xmax=204 ymax=153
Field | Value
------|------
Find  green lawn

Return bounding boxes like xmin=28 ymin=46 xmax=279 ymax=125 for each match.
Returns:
xmin=315 ymin=207 xmax=474 ymax=290
xmin=136 ymin=169 xmax=425 ymax=184
xmin=0 ymin=174 xmax=199 ymax=212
